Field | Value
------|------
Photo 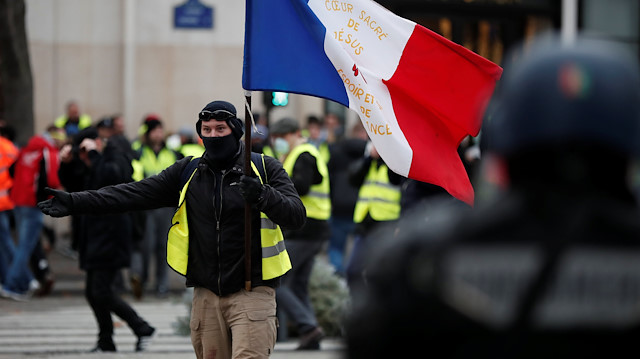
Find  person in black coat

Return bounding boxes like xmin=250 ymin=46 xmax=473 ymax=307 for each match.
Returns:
xmin=326 ymin=122 xmax=368 ymax=276
xmin=58 ymin=126 xmax=155 ymax=353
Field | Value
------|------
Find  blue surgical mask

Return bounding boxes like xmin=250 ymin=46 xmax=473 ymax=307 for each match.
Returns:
xmin=273 ymin=137 xmax=290 ymax=156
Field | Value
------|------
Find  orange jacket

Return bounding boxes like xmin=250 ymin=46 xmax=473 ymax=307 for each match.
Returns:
xmin=0 ymin=137 xmax=18 ymax=211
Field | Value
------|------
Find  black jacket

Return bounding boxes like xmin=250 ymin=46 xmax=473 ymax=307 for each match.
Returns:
xmin=69 ymin=143 xmax=306 ymax=296
xmin=60 ymin=135 xmax=136 ymax=270
xmin=328 ymin=138 xmax=367 ymax=218
xmin=348 ymin=184 xmax=640 ymax=358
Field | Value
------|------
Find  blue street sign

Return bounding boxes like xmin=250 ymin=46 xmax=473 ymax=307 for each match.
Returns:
xmin=174 ymin=0 xmax=213 ymax=29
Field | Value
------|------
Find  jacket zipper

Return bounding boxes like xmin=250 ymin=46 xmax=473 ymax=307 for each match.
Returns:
xmin=216 ymin=170 xmax=228 ymax=295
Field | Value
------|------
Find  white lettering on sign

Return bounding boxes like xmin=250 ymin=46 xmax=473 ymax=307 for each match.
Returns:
xmin=441 ymin=245 xmax=640 ymax=328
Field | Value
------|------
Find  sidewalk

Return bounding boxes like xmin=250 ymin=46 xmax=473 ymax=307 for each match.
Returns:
xmin=0 ymin=239 xmax=346 ymax=359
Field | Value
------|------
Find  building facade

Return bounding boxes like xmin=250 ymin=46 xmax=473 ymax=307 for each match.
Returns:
xmin=22 ymin=0 xmax=640 ymax=139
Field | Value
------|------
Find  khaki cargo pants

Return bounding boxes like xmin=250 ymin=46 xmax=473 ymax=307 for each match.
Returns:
xmin=190 ymin=286 xmax=277 ymax=359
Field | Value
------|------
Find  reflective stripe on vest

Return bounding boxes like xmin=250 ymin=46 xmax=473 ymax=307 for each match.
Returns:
xmin=353 ymin=162 xmax=401 ymax=223
xmin=249 ymin=159 xmax=292 ymax=279
xmin=139 ymin=147 xmax=177 ymax=177
xmin=282 ymin=143 xmax=331 ymax=220
xmin=167 ymin=157 xmax=292 ymax=279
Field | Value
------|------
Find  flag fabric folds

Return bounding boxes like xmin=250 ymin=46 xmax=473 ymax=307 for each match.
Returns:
xmin=243 ymin=0 xmax=502 ymax=205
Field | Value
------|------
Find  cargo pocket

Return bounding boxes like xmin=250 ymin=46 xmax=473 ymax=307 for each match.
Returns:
xmin=246 ymin=309 xmax=277 ymax=354
xmin=190 ymin=316 xmax=201 ymax=331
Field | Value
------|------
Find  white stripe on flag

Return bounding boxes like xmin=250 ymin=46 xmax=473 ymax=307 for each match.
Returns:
xmin=308 ymin=0 xmax=416 ymax=177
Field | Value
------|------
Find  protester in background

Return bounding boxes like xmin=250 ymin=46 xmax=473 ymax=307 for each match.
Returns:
xmin=38 ymin=100 xmax=305 ymax=359
xmin=305 ymin=115 xmax=330 ymax=163
xmin=344 ymin=140 xmax=402 ymax=291
xmin=0 ymin=122 xmax=19 ymax=286
xmin=270 ymin=117 xmax=330 ymax=350
xmin=347 ymin=37 xmax=640 ymax=358
xmin=0 ymin=126 xmax=62 ymax=300
xmin=54 ymin=100 xmax=92 ymax=138
xmin=324 ymin=113 xmax=344 ymax=145
xmin=132 ymin=115 xmax=181 ymax=298
xmin=326 ymin=121 xmax=368 ymax=276
xmin=28 ymin=126 xmax=66 ymax=297
xmin=111 ymin=114 xmax=126 ymax=137
xmin=58 ymin=123 xmax=155 ymax=352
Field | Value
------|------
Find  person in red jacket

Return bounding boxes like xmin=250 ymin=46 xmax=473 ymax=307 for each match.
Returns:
xmin=0 ymin=127 xmax=62 ymax=301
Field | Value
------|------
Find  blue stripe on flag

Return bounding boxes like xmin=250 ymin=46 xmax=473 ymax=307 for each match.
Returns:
xmin=242 ymin=0 xmax=349 ymax=107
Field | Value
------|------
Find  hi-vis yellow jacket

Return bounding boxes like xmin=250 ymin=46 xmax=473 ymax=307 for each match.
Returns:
xmin=353 ymin=161 xmax=401 ymax=223
xmin=282 ymin=143 xmax=331 ymax=220
xmin=167 ymin=155 xmax=292 ymax=280
xmin=137 ymin=146 xmax=179 ymax=178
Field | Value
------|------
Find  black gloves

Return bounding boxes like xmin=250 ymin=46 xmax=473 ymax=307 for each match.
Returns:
xmin=37 ymin=187 xmax=73 ymax=217
xmin=237 ymin=175 xmax=264 ymax=204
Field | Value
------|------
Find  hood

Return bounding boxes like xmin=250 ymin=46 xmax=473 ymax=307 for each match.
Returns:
xmin=22 ymin=135 xmax=56 ymax=152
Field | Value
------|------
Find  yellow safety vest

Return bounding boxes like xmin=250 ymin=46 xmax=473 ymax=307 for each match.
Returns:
xmin=282 ymin=143 xmax=331 ymax=220
xmin=54 ymin=114 xmax=92 ymax=131
xmin=139 ymin=146 xmax=177 ymax=178
xmin=131 ymin=159 xmax=145 ymax=182
xmin=262 ymin=145 xmax=275 ymax=158
xmin=167 ymin=156 xmax=292 ymax=280
xmin=353 ymin=162 xmax=401 ymax=223
xmin=317 ymin=142 xmax=330 ymax=164
xmin=179 ymin=143 xmax=205 ymax=158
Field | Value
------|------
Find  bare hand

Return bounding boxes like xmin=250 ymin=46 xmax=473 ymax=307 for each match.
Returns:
xmin=79 ymin=138 xmax=98 ymax=153
xmin=59 ymin=144 xmax=73 ymax=163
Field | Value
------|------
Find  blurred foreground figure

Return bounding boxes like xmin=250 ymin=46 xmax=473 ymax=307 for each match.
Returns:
xmin=347 ymin=37 xmax=640 ymax=358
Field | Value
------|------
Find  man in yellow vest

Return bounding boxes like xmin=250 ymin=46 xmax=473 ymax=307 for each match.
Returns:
xmin=132 ymin=115 xmax=182 ymax=298
xmin=270 ymin=117 xmax=331 ymax=350
xmin=345 ymin=141 xmax=403 ymax=290
xmin=54 ymin=100 xmax=92 ymax=138
xmin=37 ymin=100 xmax=305 ymax=359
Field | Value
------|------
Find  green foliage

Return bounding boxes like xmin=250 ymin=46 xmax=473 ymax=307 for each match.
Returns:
xmin=172 ymin=288 xmax=193 ymax=336
xmin=309 ymin=258 xmax=350 ymax=337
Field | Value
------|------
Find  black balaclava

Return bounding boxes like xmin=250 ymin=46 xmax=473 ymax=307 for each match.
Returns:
xmin=197 ymin=100 xmax=244 ymax=169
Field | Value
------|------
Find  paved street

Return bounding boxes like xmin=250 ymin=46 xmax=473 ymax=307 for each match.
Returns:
xmin=0 ymin=245 xmax=346 ymax=359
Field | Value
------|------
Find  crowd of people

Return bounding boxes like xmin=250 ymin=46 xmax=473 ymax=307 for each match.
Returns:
xmin=0 ymin=89 xmax=484 ymax=356
xmin=5 ymin=34 xmax=640 ymax=358
xmin=0 ymin=101 xmax=205 ymax=352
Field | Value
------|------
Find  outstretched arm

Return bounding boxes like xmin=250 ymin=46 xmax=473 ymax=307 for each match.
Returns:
xmin=39 ymin=157 xmax=191 ymax=217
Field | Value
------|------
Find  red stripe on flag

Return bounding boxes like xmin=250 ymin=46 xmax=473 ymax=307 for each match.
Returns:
xmin=383 ymin=24 xmax=502 ymax=205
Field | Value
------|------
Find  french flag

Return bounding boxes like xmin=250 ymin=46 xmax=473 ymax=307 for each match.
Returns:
xmin=242 ymin=0 xmax=502 ymax=205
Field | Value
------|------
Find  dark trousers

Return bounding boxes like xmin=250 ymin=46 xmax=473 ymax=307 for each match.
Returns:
xmin=276 ymin=240 xmax=324 ymax=335
xmin=85 ymin=268 xmax=151 ymax=347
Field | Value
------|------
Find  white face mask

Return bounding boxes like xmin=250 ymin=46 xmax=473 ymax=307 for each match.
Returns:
xmin=273 ymin=137 xmax=290 ymax=156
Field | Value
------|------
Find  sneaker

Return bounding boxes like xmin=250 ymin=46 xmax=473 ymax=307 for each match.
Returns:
xmin=135 ymin=327 xmax=156 ymax=352
xmin=27 ymin=279 xmax=40 ymax=295
xmin=0 ymin=287 xmax=30 ymax=302
xmin=296 ymin=327 xmax=324 ymax=350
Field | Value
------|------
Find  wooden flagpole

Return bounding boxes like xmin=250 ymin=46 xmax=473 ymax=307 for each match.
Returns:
xmin=244 ymin=91 xmax=252 ymax=291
